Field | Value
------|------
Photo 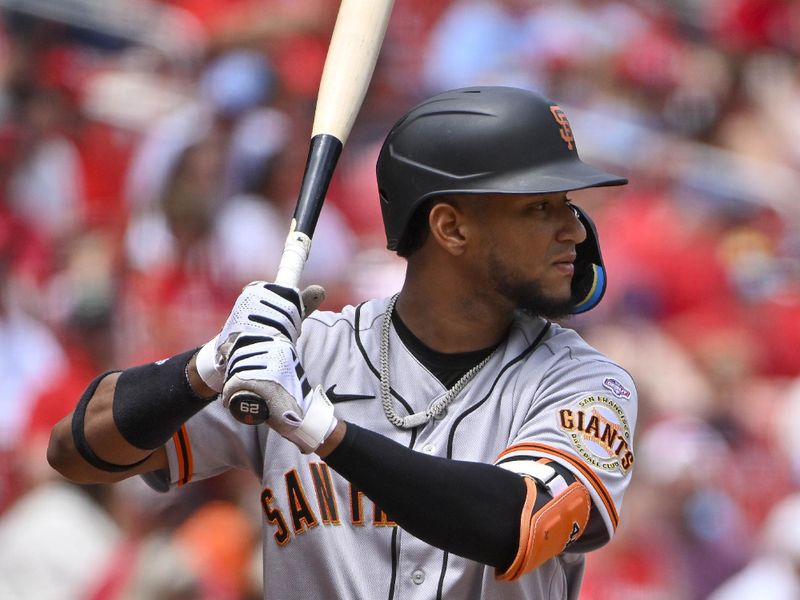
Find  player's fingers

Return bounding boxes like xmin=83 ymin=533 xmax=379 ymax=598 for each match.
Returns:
xmin=301 ymin=285 xmax=326 ymax=317
xmin=228 ymin=283 xmax=302 ymax=341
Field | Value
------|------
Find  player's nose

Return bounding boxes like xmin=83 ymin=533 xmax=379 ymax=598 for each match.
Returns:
xmin=556 ymin=204 xmax=587 ymax=244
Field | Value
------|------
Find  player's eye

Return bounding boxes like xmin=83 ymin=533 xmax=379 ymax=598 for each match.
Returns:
xmin=528 ymin=201 xmax=549 ymax=212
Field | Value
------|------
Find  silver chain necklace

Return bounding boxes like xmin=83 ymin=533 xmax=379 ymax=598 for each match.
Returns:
xmin=380 ymin=294 xmax=496 ymax=429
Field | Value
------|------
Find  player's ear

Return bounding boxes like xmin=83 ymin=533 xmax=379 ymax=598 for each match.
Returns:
xmin=428 ymin=200 xmax=470 ymax=256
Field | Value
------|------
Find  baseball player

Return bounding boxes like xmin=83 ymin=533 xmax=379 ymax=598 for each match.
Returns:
xmin=49 ymin=86 xmax=637 ymax=599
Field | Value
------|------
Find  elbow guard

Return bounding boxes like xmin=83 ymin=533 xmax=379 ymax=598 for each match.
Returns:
xmin=497 ymin=460 xmax=591 ymax=581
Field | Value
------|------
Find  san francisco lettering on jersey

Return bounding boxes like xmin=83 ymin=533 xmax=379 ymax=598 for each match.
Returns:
xmin=261 ymin=462 xmax=396 ymax=546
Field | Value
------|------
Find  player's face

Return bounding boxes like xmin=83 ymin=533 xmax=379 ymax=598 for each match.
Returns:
xmin=464 ymin=192 xmax=587 ymax=318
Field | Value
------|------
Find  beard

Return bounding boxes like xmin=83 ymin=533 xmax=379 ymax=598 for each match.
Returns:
xmin=488 ymin=253 xmax=577 ymax=320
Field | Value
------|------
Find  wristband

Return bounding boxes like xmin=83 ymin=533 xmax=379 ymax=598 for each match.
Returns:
xmin=289 ymin=386 xmax=338 ymax=454
xmin=72 ymin=370 xmax=150 ymax=473
xmin=113 ymin=347 xmax=217 ymax=450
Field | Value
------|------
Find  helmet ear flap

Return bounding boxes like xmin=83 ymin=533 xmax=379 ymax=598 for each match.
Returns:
xmin=570 ymin=204 xmax=606 ymax=314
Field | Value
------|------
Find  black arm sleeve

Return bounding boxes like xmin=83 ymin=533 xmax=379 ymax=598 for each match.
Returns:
xmin=323 ymin=422 xmax=528 ymax=570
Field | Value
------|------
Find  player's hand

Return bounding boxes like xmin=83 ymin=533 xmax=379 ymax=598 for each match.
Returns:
xmin=221 ymin=336 xmax=337 ymax=453
xmin=194 ymin=282 xmax=325 ymax=392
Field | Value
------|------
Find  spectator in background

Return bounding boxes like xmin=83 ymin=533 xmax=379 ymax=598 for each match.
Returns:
xmin=633 ymin=416 xmax=751 ymax=600
xmin=421 ymin=0 xmax=648 ymax=99
xmin=122 ymin=49 xmax=287 ymax=358
xmin=23 ymin=228 xmax=120 ymax=461
xmin=421 ymin=0 xmax=546 ymax=93
xmin=709 ymin=493 xmax=800 ymax=600
xmin=0 ymin=478 xmax=120 ymax=600
xmin=211 ymin=132 xmax=358 ymax=307
xmin=84 ymin=477 xmax=262 ymax=600
xmin=0 ymin=224 xmax=65 ymax=459
xmin=123 ymin=49 xmax=282 ymax=218
xmin=6 ymin=88 xmax=84 ymax=241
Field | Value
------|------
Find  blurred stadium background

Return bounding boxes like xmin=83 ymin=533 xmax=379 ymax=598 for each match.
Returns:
xmin=1 ymin=0 xmax=800 ymax=598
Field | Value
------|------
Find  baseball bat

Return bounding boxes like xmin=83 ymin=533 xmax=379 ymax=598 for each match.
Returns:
xmin=229 ymin=0 xmax=396 ymax=425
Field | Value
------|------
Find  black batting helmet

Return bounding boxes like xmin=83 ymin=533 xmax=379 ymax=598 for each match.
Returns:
xmin=376 ymin=86 xmax=627 ymax=313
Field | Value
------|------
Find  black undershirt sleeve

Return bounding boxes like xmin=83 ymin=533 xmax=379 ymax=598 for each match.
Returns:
xmin=323 ymin=422 xmax=529 ymax=570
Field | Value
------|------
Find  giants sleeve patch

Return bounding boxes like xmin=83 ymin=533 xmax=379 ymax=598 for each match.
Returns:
xmin=558 ymin=394 xmax=634 ymax=474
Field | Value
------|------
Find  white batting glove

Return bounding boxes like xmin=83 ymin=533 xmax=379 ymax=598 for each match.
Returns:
xmin=221 ymin=337 xmax=337 ymax=453
xmin=195 ymin=283 xmax=325 ymax=392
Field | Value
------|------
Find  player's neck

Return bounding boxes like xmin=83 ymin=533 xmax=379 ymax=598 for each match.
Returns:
xmin=396 ymin=271 xmax=514 ymax=354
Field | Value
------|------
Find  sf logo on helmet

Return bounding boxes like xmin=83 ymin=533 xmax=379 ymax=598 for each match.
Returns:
xmin=550 ymin=106 xmax=575 ymax=151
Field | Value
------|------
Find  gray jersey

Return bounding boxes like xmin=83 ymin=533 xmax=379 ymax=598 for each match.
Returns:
xmin=147 ymin=297 xmax=637 ymax=600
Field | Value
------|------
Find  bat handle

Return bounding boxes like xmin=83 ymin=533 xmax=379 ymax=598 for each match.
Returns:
xmin=274 ymin=134 xmax=343 ymax=289
xmin=228 ymin=391 xmax=270 ymax=425
xmin=274 ymin=228 xmax=312 ymax=288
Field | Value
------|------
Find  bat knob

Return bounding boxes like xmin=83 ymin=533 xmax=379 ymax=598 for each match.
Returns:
xmin=228 ymin=391 xmax=270 ymax=425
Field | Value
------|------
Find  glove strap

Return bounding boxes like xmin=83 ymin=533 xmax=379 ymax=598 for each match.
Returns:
xmin=289 ymin=386 xmax=338 ymax=454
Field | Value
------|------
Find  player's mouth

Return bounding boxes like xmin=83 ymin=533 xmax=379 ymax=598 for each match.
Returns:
xmin=552 ymin=252 xmax=576 ymax=275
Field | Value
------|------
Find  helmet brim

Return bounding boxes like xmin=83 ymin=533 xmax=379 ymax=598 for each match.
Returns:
xmin=421 ymin=157 xmax=627 ymax=199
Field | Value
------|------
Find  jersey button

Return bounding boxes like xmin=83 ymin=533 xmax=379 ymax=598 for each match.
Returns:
xmin=412 ymin=570 xmax=425 ymax=585
xmin=422 ymin=444 xmax=435 ymax=454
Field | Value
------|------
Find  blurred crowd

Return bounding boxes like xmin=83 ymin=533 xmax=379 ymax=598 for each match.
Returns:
xmin=1 ymin=0 xmax=799 ymax=598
